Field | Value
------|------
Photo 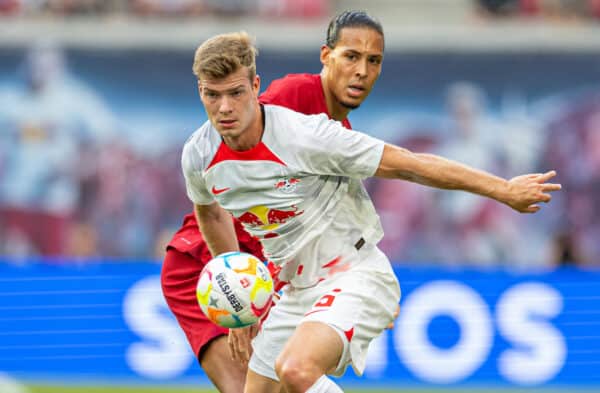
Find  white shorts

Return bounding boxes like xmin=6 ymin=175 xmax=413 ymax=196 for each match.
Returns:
xmin=249 ymin=243 xmax=400 ymax=380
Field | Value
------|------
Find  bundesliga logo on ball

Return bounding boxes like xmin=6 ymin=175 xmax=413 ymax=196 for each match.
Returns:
xmin=196 ymin=252 xmax=274 ymax=328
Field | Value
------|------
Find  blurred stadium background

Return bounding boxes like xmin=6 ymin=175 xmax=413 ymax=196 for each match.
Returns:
xmin=1 ymin=0 xmax=600 ymax=392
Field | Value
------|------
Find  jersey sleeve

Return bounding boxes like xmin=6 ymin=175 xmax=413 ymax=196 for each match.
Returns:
xmin=181 ymin=132 xmax=215 ymax=206
xmin=289 ymin=113 xmax=385 ymax=179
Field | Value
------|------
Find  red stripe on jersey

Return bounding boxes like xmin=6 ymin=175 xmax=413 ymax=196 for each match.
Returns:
xmin=322 ymin=256 xmax=342 ymax=268
xmin=207 ymin=141 xmax=286 ymax=170
xmin=344 ymin=327 xmax=354 ymax=342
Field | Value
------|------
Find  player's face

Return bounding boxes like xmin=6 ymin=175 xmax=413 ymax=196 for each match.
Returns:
xmin=198 ymin=67 xmax=261 ymax=142
xmin=321 ymin=27 xmax=384 ymax=113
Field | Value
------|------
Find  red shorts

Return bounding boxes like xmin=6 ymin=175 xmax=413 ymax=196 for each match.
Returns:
xmin=160 ymin=213 xmax=264 ymax=359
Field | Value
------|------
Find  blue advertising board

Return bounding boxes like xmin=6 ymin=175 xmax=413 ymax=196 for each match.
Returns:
xmin=0 ymin=261 xmax=597 ymax=388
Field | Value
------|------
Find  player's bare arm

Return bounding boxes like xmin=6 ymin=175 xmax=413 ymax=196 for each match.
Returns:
xmin=194 ymin=202 xmax=239 ymax=257
xmin=194 ymin=202 xmax=257 ymax=362
xmin=374 ymin=144 xmax=562 ymax=213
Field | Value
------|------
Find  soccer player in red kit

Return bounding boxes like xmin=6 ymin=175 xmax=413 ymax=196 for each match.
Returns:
xmin=161 ymin=10 xmax=385 ymax=393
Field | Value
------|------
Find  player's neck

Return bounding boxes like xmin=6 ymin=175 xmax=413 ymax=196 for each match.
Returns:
xmin=328 ymin=103 xmax=351 ymax=123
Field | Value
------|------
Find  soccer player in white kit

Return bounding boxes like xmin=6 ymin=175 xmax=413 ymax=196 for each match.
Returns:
xmin=182 ymin=32 xmax=562 ymax=393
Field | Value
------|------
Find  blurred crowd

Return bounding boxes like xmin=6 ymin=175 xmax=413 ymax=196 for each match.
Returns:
xmin=0 ymin=0 xmax=330 ymax=18
xmin=542 ymin=92 xmax=600 ymax=268
xmin=369 ymin=80 xmax=599 ymax=270
xmin=476 ymin=0 xmax=600 ymax=21
xmin=0 ymin=42 xmax=598 ymax=269
xmin=370 ymin=82 xmax=539 ymax=269
xmin=0 ymin=43 xmax=190 ymax=260
xmin=2 ymin=0 xmax=600 ymax=23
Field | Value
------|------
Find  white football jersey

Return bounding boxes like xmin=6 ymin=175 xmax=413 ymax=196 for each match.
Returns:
xmin=182 ymin=104 xmax=385 ymax=287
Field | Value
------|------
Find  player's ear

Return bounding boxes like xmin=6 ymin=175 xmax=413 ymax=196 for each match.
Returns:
xmin=320 ymin=44 xmax=331 ymax=66
xmin=253 ymin=75 xmax=260 ymax=95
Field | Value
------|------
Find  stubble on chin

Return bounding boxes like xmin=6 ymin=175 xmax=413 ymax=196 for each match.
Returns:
xmin=340 ymin=100 xmax=360 ymax=110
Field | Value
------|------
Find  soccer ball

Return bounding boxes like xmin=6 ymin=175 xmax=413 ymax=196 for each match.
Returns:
xmin=196 ymin=251 xmax=274 ymax=328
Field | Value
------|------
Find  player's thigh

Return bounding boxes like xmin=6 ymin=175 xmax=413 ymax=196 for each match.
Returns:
xmin=200 ymin=335 xmax=247 ymax=393
xmin=244 ymin=368 xmax=282 ymax=393
xmin=277 ymin=320 xmax=344 ymax=376
xmin=249 ymin=287 xmax=305 ymax=380
xmin=301 ymin=254 xmax=400 ymax=375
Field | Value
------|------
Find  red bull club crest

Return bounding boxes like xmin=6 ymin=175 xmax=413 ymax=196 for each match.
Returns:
xmin=274 ymin=177 xmax=300 ymax=193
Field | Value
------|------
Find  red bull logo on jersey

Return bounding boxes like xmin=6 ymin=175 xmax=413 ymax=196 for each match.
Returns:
xmin=237 ymin=205 xmax=303 ymax=237
xmin=274 ymin=177 xmax=300 ymax=193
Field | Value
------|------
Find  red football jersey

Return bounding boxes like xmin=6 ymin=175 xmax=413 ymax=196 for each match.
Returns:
xmin=259 ymin=73 xmax=352 ymax=130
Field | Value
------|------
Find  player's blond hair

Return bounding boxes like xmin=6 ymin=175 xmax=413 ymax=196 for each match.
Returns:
xmin=193 ymin=31 xmax=257 ymax=81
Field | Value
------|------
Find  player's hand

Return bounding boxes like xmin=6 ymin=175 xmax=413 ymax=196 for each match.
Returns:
xmin=228 ymin=324 xmax=259 ymax=364
xmin=504 ymin=170 xmax=562 ymax=213
xmin=386 ymin=304 xmax=400 ymax=330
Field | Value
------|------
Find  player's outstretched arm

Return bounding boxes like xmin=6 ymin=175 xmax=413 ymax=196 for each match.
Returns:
xmin=374 ymin=144 xmax=562 ymax=213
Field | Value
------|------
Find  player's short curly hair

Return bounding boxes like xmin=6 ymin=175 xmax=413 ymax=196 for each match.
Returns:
xmin=326 ymin=10 xmax=384 ymax=49
xmin=193 ymin=31 xmax=257 ymax=81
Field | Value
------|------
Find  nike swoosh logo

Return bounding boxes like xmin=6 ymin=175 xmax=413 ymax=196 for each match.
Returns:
xmin=212 ymin=186 xmax=230 ymax=195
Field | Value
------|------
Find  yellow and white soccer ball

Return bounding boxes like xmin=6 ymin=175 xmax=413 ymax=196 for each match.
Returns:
xmin=196 ymin=252 xmax=274 ymax=328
